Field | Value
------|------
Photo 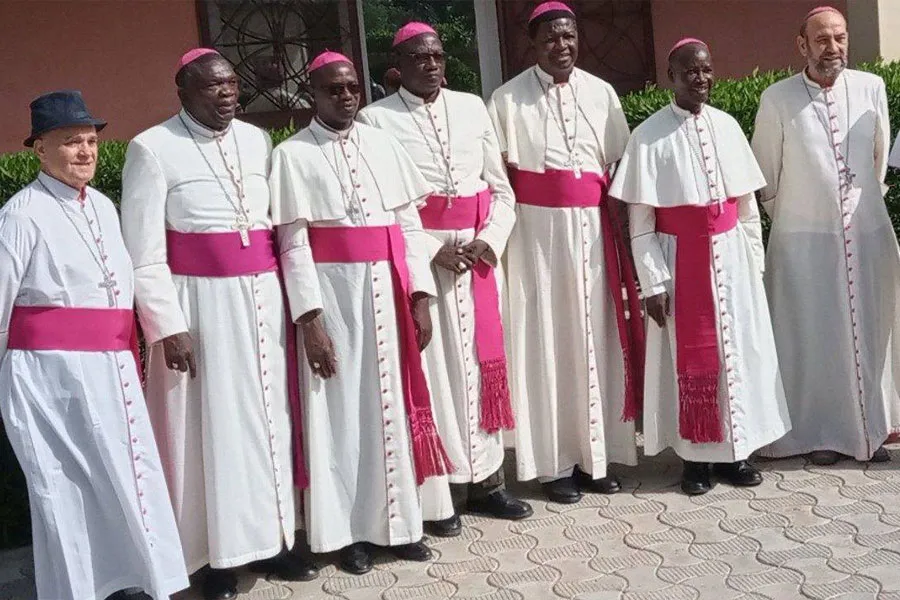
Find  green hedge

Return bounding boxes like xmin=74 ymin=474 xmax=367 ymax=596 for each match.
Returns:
xmin=2 ymin=62 xmax=900 ymax=549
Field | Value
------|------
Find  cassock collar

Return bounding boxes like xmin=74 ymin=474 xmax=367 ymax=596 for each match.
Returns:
xmin=670 ymin=100 xmax=707 ymax=120
xmin=801 ymin=68 xmax=846 ymax=91
xmin=534 ymin=64 xmax=578 ymax=86
xmin=309 ymin=116 xmax=356 ymax=142
xmin=179 ymin=108 xmax=232 ymax=139
xmin=37 ymin=170 xmax=83 ymax=202
xmin=398 ymin=85 xmax=442 ymax=107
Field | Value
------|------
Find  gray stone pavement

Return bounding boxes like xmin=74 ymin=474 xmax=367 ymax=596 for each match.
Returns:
xmin=6 ymin=444 xmax=900 ymax=599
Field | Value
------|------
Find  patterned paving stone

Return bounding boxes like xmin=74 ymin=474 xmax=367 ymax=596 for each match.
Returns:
xmin=11 ymin=450 xmax=900 ymax=599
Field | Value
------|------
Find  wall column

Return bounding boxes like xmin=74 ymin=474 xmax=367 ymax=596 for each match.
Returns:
xmin=474 ymin=0 xmax=504 ymax=99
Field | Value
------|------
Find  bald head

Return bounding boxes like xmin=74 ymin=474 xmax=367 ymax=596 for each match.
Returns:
xmin=798 ymin=7 xmax=848 ymax=86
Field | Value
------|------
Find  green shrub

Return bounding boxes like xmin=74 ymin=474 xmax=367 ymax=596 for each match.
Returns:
xmin=2 ymin=62 xmax=900 ymax=550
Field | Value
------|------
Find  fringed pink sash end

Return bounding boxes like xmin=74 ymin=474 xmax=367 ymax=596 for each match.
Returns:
xmin=479 ymin=357 xmax=515 ymax=433
xmin=677 ymin=373 xmax=724 ymax=443
xmin=410 ymin=409 xmax=455 ymax=482
xmin=655 ymin=200 xmax=739 ymax=445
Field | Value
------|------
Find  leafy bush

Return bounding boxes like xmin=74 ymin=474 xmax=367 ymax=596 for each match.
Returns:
xmin=3 ymin=62 xmax=900 ymax=549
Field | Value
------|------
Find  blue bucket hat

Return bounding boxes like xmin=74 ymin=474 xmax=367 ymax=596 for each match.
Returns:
xmin=24 ymin=90 xmax=107 ymax=147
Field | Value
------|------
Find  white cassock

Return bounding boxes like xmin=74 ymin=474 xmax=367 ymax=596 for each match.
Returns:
xmin=890 ymin=131 xmax=900 ymax=168
xmin=269 ymin=119 xmax=437 ymax=553
xmin=488 ymin=65 xmax=638 ymax=481
xmin=0 ymin=173 xmax=188 ymax=600
xmin=752 ymin=70 xmax=900 ymax=460
xmin=121 ymin=110 xmax=296 ymax=572
xmin=610 ymin=103 xmax=791 ymax=462
xmin=358 ymin=86 xmax=516 ymax=520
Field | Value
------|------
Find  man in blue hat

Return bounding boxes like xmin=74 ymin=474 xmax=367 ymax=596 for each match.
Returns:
xmin=0 ymin=90 xmax=189 ymax=600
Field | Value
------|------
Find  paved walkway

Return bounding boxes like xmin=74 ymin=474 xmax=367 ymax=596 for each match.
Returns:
xmin=5 ymin=445 xmax=900 ymax=599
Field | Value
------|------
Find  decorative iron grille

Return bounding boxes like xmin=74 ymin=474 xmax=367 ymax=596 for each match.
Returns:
xmin=496 ymin=0 xmax=655 ymax=95
xmin=198 ymin=0 xmax=364 ymax=127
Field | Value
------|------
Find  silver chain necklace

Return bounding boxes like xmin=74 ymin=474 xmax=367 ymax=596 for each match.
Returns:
xmin=398 ymin=91 xmax=457 ymax=198
xmin=801 ymin=73 xmax=855 ymax=191
xmin=178 ymin=114 xmax=253 ymax=247
xmin=39 ymin=180 xmax=118 ymax=307
xmin=534 ymin=68 xmax=582 ymax=177
xmin=669 ymin=106 xmax=726 ymax=205
xmin=309 ymin=121 xmax=367 ymax=223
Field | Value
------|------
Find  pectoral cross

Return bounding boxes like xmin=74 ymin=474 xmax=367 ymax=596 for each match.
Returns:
xmin=568 ymin=153 xmax=583 ymax=179
xmin=235 ymin=212 xmax=251 ymax=247
xmin=98 ymin=273 xmax=117 ymax=307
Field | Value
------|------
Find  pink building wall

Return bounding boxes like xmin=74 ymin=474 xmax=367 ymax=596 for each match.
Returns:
xmin=0 ymin=0 xmax=200 ymax=153
xmin=651 ymin=0 xmax=849 ymax=84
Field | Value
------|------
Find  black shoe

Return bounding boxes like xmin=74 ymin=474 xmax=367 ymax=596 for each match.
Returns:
xmin=870 ymin=446 xmax=891 ymax=463
xmin=574 ymin=467 xmax=622 ymax=494
xmin=681 ymin=461 xmax=712 ymax=496
xmin=389 ymin=540 xmax=433 ymax=562
xmin=249 ymin=551 xmax=320 ymax=582
xmin=425 ymin=513 xmax=462 ymax=537
xmin=201 ymin=568 xmax=237 ymax=600
xmin=467 ymin=490 xmax=534 ymax=520
xmin=808 ymin=450 xmax=842 ymax=466
xmin=106 ymin=593 xmax=128 ymax=600
xmin=339 ymin=543 xmax=373 ymax=575
xmin=713 ymin=460 xmax=762 ymax=487
xmin=542 ymin=476 xmax=583 ymax=504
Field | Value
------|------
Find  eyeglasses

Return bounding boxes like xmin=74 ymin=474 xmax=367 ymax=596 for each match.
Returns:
xmin=318 ymin=83 xmax=361 ymax=96
xmin=405 ymin=51 xmax=446 ymax=66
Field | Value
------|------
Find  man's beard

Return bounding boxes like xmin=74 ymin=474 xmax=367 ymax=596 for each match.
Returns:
xmin=815 ymin=54 xmax=847 ymax=80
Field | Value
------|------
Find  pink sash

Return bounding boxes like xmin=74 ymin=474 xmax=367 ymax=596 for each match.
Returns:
xmin=507 ymin=167 xmax=645 ymax=422
xmin=655 ymin=199 xmax=738 ymax=444
xmin=166 ymin=228 xmax=308 ymax=489
xmin=419 ymin=191 xmax=514 ymax=433
xmin=8 ymin=306 xmax=142 ymax=377
xmin=309 ymin=225 xmax=453 ymax=485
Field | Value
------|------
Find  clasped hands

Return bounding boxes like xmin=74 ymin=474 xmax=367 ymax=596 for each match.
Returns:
xmin=433 ymin=240 xmax=493 ymax=274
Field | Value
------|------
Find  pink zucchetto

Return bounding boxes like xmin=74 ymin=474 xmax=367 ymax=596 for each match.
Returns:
xmin=392 ymin=22 xmax=438 ymax=47
xmin=177 ymin=48 xmax=220 ymax=72
xmin=307 ymin=50 xmax=353 ymax=73
xmin=804 ymin=5 xmax=843 ymax=22
xmin=528 ymin=1 xmax=575 ymax=24
xmin=668 ymin=37 xmax=709 ymax=59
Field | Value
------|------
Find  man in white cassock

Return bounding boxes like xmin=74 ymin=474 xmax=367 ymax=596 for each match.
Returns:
xmin=752 ymin=6 xmax=900 ymax=466
xmin=487 ymin=1 xmax=644 ymax=504
xmin=120 ymin=49 xmax=317 ymax=600
xmin=0 ymin=91 xmax=188 ymax=600
xmin=269 ymin=52 xmax=452 ymax=576
xmin=611 ymin=40 xmax=791 ymax=496
xmin=358 ymin=22 xmax=533 ymax=538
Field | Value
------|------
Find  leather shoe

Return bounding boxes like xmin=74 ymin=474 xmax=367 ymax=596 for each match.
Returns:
xmin=870 ymin=446 xmax=891 ymax=463
xmin=339 ymin=543 xmax=373 ymax=575
xmin=389 ymin=540 xmax=433 ymax=562
xmin=808 ymin=450 xmax=842 ymax=466
xmin=426 ymin=513 xmax=462 ymax=537
xmin=250 ymin=551 xmax=320 ymax=582
xmin=542 ymin=476 xmax=582 ymax=504
xmin=467 ymin=490 xmax=534 ymax=520
xmin=713 ymin=460 xmax=762 ymax=487
xmin=201 ymin=568 xmax=237 ymax=600
xmin=681 ymin=461 xmax=711 ymax=496
xmin=574 ymin=467 xmax=621 ymax=494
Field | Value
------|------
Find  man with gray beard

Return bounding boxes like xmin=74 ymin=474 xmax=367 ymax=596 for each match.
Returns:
xmin=752 ymin=5 xmax=900 ymax=466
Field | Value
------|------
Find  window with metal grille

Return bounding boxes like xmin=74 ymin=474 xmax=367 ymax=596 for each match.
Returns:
xmin=197 ymin=0 xmax=365 ymax=129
